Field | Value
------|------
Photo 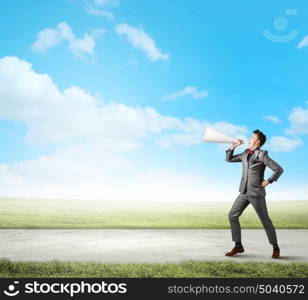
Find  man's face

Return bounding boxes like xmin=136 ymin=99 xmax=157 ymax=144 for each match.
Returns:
xmin=248 ymin=133 xmax=260 ymax=149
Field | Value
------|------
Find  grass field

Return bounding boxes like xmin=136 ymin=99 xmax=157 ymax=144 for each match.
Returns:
xmin=1 ymin=258 xmax=307 ymax=278
xmin=1 ymin=197 xmax=307 ymax=278
xmin=0 ymin=197 xmax=307 ymax=228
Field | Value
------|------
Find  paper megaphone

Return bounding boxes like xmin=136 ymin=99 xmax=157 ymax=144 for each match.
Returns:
xmin=203 ymin=127 xmax=239 ymax=143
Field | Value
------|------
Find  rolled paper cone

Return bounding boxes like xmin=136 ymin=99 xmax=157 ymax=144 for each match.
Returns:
xmin=203 ymin=127 xmax=239 ymax=143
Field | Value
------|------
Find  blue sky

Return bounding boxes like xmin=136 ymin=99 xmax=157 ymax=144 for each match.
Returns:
xmin=0 ymin=0 xmax=308 ymax=201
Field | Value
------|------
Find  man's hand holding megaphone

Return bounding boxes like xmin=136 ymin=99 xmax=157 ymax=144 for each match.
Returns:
xmin=229 ymin=139 xmax=244 ymax=151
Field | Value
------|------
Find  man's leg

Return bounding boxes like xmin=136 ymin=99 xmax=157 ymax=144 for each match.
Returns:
xmin=228 ymin=193 xmax=250 ymax=244
xmin=249 ymin=196 xmax=278 ymax=245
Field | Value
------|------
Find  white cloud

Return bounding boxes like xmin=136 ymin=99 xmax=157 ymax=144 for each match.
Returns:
xmin=297 ymin=36 xmax=308 ymax=49
xmin=0 ymin=56 xmax=170 ymax=146
xmin=209 ymin=122 xmax=248 ymax=137
xmin=31 ymin=28 xmax=63 ymax=53
xmin=2 ymin=151 xmax=307 ymax=201
xmin=156 ymin=118 xmax=207 ymax=148
xmin=31 ymin=22 xmax=105 ymax=61
xmin=0 ymin=56 xmax=247 ymax=149
xmin=0 ymin=142 xmax=132 ymax=200
xmin=267 ymin=136 xmax=302 ymax=152
xmin=85 ymin=5 xmax=114 ymax=20
xmin=286 ymin=104 xmax=308 ymax=135
xmin=263 ymin=115 xmax=282 ymax=124
xmin=32 ymin=22 xmax=73 ymax=53
xmin=0 ymin=153 xmax=236 ymax=201
xmin=162 ymin=86 xmax=208 ymax=101
xmin=115 ymin=23 xmax=170 ymax=62
xmin=0 ymin=55 xmax=252 ymax=201
xmin=68 ymin=34 xmax=96 ymax=56
xmin=84 ymin=0 xmax=119 ymax=20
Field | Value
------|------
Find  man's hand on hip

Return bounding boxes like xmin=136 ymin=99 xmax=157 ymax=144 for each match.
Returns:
xmin=261 ymin=180 xmax=270 ymax=187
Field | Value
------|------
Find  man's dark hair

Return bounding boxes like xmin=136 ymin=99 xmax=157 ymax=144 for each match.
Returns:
xmin=253 ymin=129 xmax=266 ymax=147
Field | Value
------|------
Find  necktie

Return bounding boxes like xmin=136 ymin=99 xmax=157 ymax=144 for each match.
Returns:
xmin=247 ymin=149 xmax=254 ymax=155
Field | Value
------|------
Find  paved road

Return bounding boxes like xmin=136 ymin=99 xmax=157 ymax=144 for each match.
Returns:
xmin=0 ymin=229 xmax=307 ymax=264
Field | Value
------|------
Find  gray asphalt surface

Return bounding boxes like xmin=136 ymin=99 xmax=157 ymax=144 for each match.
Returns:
xmin=0 ymin=229 xmax=307 ymax=263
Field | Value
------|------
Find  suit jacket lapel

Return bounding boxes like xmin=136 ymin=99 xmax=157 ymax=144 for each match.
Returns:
xmin=250 ymin=149 xmax=260 ymax=164
xmin=243 ymin=150 xmax=248 ymax=170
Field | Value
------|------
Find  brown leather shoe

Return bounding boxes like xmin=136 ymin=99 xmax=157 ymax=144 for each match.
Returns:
xmin=272 ymin=247 xmax=280 ymax=258
xmin=225 ymin=246 xmax=244 ymax=256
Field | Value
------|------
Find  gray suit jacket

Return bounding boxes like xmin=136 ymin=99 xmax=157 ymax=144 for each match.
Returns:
xmin=225 ymin=148 xmax=284 ymax=196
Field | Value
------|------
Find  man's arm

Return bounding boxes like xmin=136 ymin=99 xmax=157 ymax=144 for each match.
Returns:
xmin=225 ymin=148 xmax=242 ymax=162
xmin=225 ymin=139 xmax=244 ymax=162
xmin=261 ymin=150 xmax=284 ymax=183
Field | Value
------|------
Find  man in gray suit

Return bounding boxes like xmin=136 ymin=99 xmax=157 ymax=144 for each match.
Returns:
xmin=225 ymin=129 xmax=284 ymax=258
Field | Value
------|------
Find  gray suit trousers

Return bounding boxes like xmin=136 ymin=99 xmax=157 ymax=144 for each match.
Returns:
xmin=228 ymin=193 xmax=278 ymax=245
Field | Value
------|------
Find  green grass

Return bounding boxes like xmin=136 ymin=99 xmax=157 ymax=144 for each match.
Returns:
xmin=0 ymin=259 xmax=307 ymax=278
xmin=1 ymin=198 xmax=307 ymax=278
xmin=0 ymin=197 xmax=307 ymax=228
